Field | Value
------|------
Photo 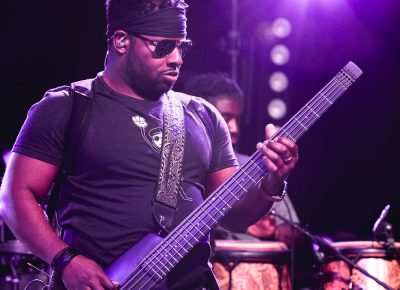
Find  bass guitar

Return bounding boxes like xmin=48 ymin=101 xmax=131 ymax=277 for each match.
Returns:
xmin=105 ymin=61 xmax=363 ymax=290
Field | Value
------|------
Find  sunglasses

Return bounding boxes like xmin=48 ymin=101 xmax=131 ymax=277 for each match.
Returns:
xmin=132 ymin=34 xmax=193 ymax=58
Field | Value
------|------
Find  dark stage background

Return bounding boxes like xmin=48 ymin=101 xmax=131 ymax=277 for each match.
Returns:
xmin=1 ymin=0 xmax=400 ymax=243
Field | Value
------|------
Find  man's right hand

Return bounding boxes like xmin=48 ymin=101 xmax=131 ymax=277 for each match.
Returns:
xmin=62 ymin=255 xmax=117 ymax=290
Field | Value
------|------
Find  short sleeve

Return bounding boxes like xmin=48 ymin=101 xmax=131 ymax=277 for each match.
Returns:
xmin=12 ymin=88 xmax=72 ymax=167
xmin=199 ymin=99 xmax=238 ymax=173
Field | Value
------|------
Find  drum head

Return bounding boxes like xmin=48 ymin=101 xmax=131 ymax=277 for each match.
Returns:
xmin=213 ymin=240 xmax=290 ymax=263
xmin=0 ymin=240 xmax=33 ymax=255
xmin=325 ymin=240 xmax=400 ymax=260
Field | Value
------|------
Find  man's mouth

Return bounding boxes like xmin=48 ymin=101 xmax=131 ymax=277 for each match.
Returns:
xmin=162 ymin=70 xmax=179 ymax=83
xmin=163 ymin=70 xmax=179 ymax=77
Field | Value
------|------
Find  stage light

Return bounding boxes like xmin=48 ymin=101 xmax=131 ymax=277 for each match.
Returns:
xmin=271 ymin=17 xmax=292 ymax=39
xmin=270 ymin=44 xmax=290 ymax=65
xmin=267 ymin=98 xmax=287 ymax=120
xmin=269 ymin=72 xmax=289 ymax=92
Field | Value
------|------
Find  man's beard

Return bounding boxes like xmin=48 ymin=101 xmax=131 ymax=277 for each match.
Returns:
xmin=126 ymin=58 xmax=175 ymax=100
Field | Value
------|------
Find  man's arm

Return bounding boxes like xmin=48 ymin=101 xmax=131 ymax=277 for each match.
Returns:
xmin=205 ymin=124 xmax=299 ymax=232
xmin=0 ymin=153 xmax=65 ymax=262
xmin=0 ymin=153 xmax=115 ymax=289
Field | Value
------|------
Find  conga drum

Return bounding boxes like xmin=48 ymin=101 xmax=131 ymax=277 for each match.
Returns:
xmin=212 ymin=240 xmax=291 ymax=290
xmin=322 ymin=241 xmax=400 ymax=290
xmin=0 ymin=240 xmax=50 ymax=290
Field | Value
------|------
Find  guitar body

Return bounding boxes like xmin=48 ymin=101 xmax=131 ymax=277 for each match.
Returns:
xmin=105 ymin=232 xmax=164 ymax=289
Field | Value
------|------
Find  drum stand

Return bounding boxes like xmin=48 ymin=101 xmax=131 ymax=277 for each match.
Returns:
xmin=5 ymin=255 xmax=24 ymax=290
xmin=225 ymin=259 xmax=237 ymax=290
xmin=2 ymin=253 xmax=49 ymax=290
xmin=271 ymin=210 xmax=394 ymax=290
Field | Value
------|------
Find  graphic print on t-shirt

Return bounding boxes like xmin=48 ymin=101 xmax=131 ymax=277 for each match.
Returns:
xmin=131 ymin=114 xmax=193 ymax=202
xmin=132 ymin=115 xmax=162 ymax=152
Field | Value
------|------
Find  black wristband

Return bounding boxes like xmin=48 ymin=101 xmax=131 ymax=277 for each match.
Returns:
xmin=51 ymin=247 xmax=79 ymax=273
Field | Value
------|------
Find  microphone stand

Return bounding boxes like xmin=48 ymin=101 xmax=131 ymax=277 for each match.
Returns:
xmin=270 ymin=210 xmax=394 ymax=290
xmin=375 ymin=221 xmax=400 ymax=259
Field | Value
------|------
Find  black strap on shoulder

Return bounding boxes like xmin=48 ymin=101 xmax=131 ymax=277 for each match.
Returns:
xmin=45 ymin=79 xmax=94 ymax=222
xmin=63 ymin=79 xmax=94 ymax=174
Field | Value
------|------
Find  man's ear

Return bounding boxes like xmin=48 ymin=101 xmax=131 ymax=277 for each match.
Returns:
xmin=113 ymin=30 xmax=130 ymax=53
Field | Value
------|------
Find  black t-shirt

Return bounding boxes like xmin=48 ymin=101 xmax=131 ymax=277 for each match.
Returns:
xmin=13 ymin=75 xmax=237 ymax=269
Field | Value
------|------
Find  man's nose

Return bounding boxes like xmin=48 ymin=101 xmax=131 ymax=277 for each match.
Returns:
xmin=227 ymin=118 xmax=239 ymax=134
xmin=166 ymin=47 xmax=183 ymax=66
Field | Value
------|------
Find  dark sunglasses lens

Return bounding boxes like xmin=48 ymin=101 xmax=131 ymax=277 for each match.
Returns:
xmin=179 ymin=41 xmax=192 ymax=57
xmin=155 ymin=40 xmax=177 ymax=58
xmin=155 ymin=40 xmax=192 ymax=58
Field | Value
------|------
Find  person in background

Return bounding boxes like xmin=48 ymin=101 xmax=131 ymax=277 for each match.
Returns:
xmin=183 ymin=72 xmax=302 ymax=247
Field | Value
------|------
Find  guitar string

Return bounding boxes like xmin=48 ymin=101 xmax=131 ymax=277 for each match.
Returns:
xmin=119 ymin=70 xmax=355 ymax=289
xmin=279 ymin=74 xmax=349 ymax=141
xmin=119 ymin=72 xmax=350 ymax=290
xmin=126 ymin=81 xmax=346 ymax=285
xmin=120 ymin=72 xmax=350 ymax=290
xmin=277 ymin=72 xmax=350 ymax=141
xmin=122 ymin=86 xmax=344 ymax=290
xmin=120 ymin=153 xmax=268 ymax=289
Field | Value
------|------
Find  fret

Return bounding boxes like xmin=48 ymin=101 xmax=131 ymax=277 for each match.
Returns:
xmin=161 ymin=244 xmax=180 ymax=263
xmin=211 ymin=195 xmax=227 ymax=211
xmin=174 ymin=232 xmax=195 ymax=250
xmin=334 ymin=77 xmax=348 ymax=89
xmin=241 ymin=169 xmax=257 ymax=184
xmin=217 ymin=195 xmax=233 ymax=210
xmin=306 ymin=105 xmax=320 ymax=117
xmin=143 ymin=260 xmax=166 ymax=278
xmin=174 ymin=225 xmax=196 ymax=243
xmin=145 ymin=248 xmax=176 ymax=270
xmin=336 ymin=74 xmax=352 ymax=88
xmin=294 ymin=117 xmax=309 ymax=130
xmin=320 ymin=92 xmax=333 ymax=104
xmin=188 ymin=219 xmax=203 ymax=233
xmin=158 ymin=252 xmax=177 ymax=267
xmin=235 ymin=180 xmax=247 ymax=192
xmin=197 ymin=218 xmax=211 ymax=230
xmin=309 ymin=99 xmax=329 ymax=116
xmin=186 ymin=218 xmax=206 ymax=236
xmin=181 ymin=225 xmax=199 ymax=242
xmin=171 ymin=239 xmax=188 ymax=255
xmin=278 ymin=128 xmax=295 ymax=142
xmin=199 ymin=206 xmax=218 ymax=223
xmin=170 ymin=230 xmax=193 ymax=253
xmin=248 ymin=158 xmax=267 ymax=174
xmin=170 ymin=243 xmax=184 ymax=258
xmin=208 ymin=200 xmax=226 ymax=216
xmin=222 ymin=185 xmax=240 ymax=200
xmin=153 ymin=257 xmax=175 ymax=274
xmin=303 ymin=111 xmax=319 ymax=126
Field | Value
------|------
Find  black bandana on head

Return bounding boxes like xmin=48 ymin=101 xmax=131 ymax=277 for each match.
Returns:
xmin=107 ymin=7 xmax=187 ymax=39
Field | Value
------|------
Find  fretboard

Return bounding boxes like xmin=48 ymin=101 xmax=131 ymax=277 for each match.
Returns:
xmin=121 ymin=61 xmax=363 ymax=288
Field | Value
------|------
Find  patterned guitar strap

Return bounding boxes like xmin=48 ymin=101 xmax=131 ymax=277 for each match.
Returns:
xmin=153 ymin=92 xmax=186 ymax=232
